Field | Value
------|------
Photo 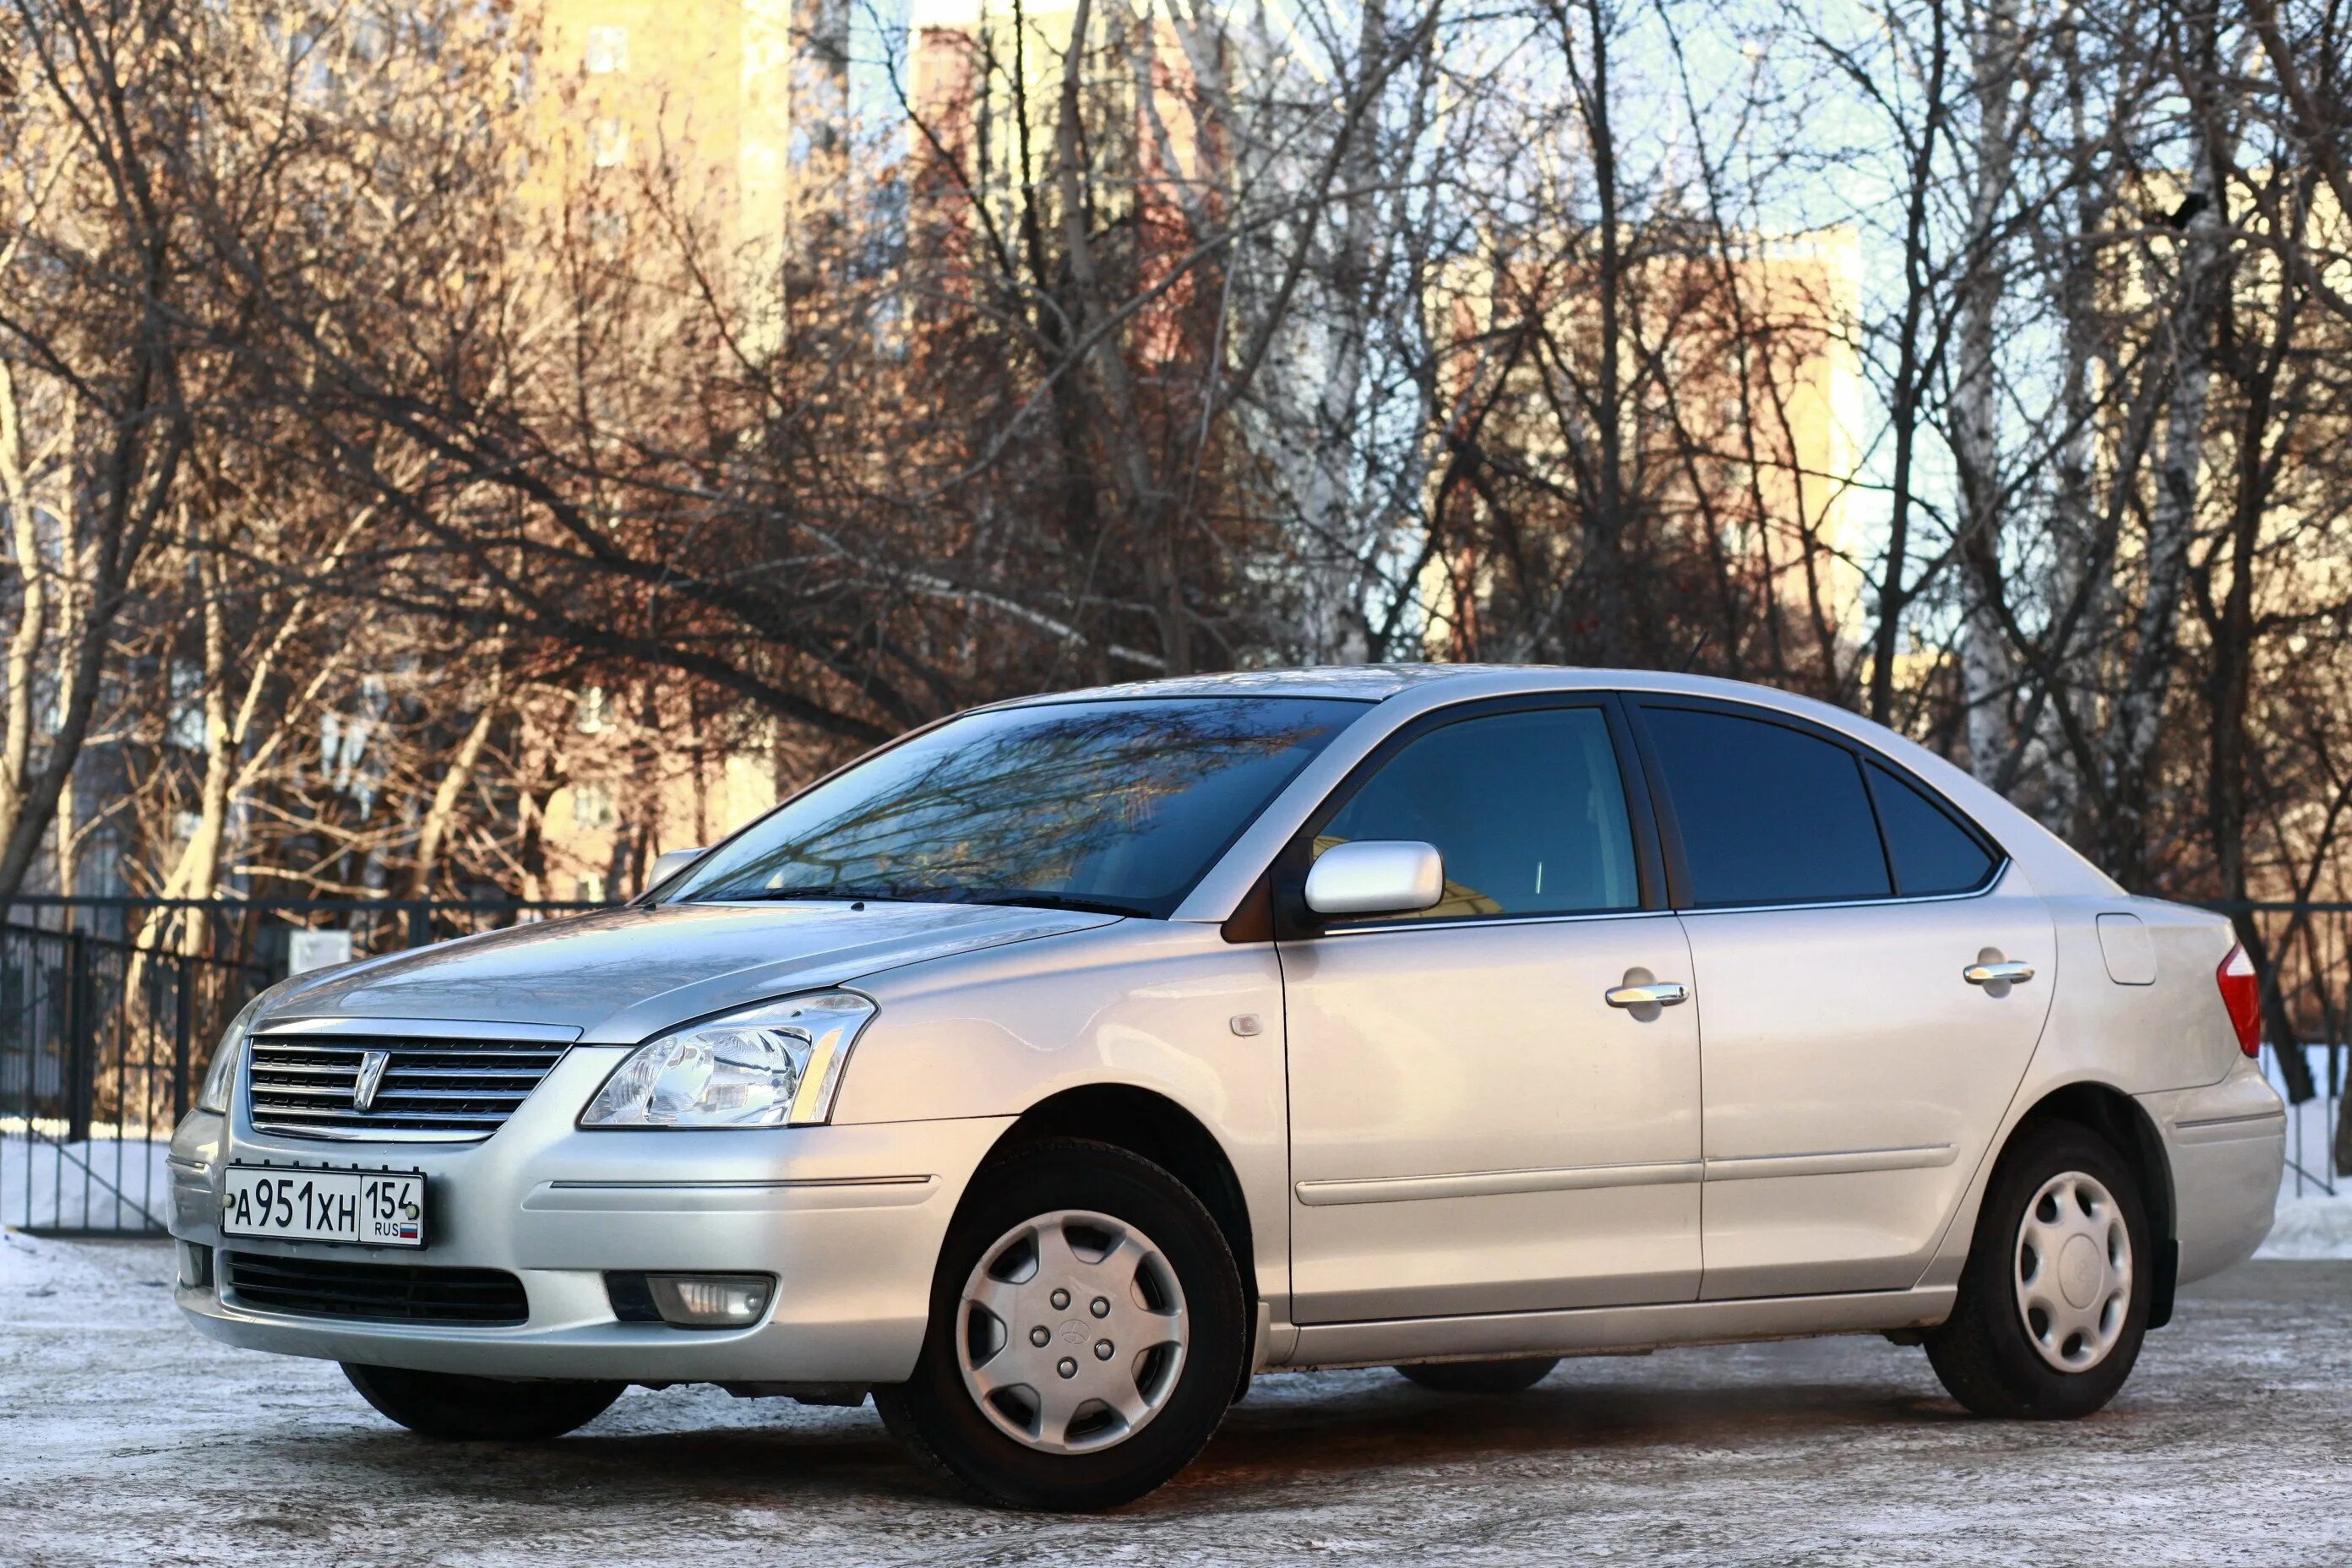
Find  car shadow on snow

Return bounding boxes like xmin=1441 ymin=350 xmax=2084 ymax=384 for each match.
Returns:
xmin=280 ymin=1361 xmax=1991 ymax=1515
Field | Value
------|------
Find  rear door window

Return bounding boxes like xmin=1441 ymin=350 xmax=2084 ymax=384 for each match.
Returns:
xmin=1316 ymin=706 xmax=1640 ymax=920
xmin=1866 ymin=761 xmax=1997 ymax=895
xmin=1640 ymin=705 xmax=1892 ymax=906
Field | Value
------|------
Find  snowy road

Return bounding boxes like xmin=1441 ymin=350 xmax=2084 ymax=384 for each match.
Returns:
xmin=3 ymin=1234 xmax=2345 ymax=1567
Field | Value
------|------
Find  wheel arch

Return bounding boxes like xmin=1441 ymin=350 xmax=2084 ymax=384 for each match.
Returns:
xmin=980 ymin=1082 xmax=1259 ymax=1383
xmin=2005 ymin=1078 xmax=2179 ymax=1326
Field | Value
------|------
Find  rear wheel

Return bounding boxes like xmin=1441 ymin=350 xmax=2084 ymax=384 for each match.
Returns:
xmin=1394 ymin=1358 xmax=1559 ymax=1394
xmin=875 ymin=1138 xmax=1246 ymax=1511
xmin=342 ymin=1364 xmax=623 ymax=1440
xmin=1924 ymin=1120 xmax=2151 ymax=1418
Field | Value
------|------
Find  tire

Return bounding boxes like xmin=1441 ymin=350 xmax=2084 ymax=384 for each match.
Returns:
xmin=875 ymin=1138 xmax=1247 ymax=1511
xmin=342 ymin=1364 xmax=623 ymax=1440
xmin=1924 ymin=1119 xmax=2153 ymax=1419
xmin=1394 ymin=1357 xmax=1560 ymax=1395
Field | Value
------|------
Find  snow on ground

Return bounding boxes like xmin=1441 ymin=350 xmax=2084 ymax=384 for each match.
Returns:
xmin=1 ymin=1233 xmax=2344 ymax=1568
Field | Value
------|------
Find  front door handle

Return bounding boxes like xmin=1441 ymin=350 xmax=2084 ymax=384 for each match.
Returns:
xmin=1606 ymin=980 xmax=1690 ymax=1009
xmin=1963 ymin=960 xmax=2035 ymax=987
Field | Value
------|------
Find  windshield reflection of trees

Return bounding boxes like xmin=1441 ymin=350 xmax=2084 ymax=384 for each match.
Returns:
xmin=698 ymin=703 xmax=1348 ymax=910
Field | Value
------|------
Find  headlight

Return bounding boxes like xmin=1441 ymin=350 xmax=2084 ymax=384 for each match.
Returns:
xmin=195 ymin=988 xmax=281 ymax=1115
xmin=581 ymin=991 xmax=876 ymax=1129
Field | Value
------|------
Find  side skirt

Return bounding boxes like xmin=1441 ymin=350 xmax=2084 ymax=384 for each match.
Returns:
xmin=1273 ymin=1285 xmax=1957 ymax=1371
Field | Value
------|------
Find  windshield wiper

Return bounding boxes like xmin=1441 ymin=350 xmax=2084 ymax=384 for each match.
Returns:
xmin=953 ymin=891 xmax=1152 ymax=919
xmin=695 ymin=886 xmax=911 ymax=903
xmin=689 ymin=885 xmax=1148 ymax=918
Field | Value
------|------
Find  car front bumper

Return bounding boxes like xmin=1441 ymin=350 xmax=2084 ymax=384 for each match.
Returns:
xmin=168 ymin=1047 xmax=1009 ymax=1384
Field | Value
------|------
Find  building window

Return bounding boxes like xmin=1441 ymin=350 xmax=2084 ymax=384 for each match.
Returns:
xmin=588 ymin=117 xmax=629 ymax=169
xmin=584 ymin=24 xmax=629 ymax=75
xmin=575 ymin=684 xmax=613 ymax=734
xmin=574 ymin=781 xmax=618 ymax=830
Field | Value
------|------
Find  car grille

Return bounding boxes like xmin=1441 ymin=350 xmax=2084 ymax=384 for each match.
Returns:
xmin=245 ymin=1035 xmax=569 ymax=1141
xmin=222 ymin=1251 xmax=529 ymax=1326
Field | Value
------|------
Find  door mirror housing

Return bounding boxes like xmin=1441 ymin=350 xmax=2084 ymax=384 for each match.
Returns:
xmin=1303 ymin=840 xmax=1444 ymax=919
xmin=646 ymin=847 xmax=706 ymax=892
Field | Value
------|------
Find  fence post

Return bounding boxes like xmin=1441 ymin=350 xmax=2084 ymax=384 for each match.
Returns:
xmin=406 ymin=901 xmax=429 ymax=949
xmin=64 ymin=929 xmax=92 ymax=1145
xmin=172 ymin=950 xmax=193 ymax=1122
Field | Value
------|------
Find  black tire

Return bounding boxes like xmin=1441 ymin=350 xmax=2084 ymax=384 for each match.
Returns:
xmin=342 ymin=1364 xmax=624 ymax=1440
xmin=875 ymin=1138 xmax=1247 ymax=1511
xmin=1924 ymin=1119 xmax=2153 ymax=1419
xmin=1394 ymin=1357 xmax=1560 ymax=1395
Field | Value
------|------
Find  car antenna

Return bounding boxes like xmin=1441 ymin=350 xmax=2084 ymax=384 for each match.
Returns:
xmin=1678 ymin=626 xmax=1712 ymax=672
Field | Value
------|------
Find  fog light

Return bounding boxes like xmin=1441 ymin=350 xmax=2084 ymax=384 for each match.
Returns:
xmin=608 ymin=1271 xmax=772 ymax=1327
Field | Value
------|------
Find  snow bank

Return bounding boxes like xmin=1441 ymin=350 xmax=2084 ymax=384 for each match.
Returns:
xmin=0 ymin=1133 xmax=173 ymax=1231
xmin=2257 ymin=1192 xmax=2352 ymax=1259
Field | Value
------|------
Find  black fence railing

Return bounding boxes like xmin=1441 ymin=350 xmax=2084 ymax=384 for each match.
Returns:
xmin=2 ymin=893 xmax=2342 ymax=1235
xmin=1 ymin=896 xmax=605 ymax=1234
xmin=2205 ymin=901 xmax=2351 ymax=1198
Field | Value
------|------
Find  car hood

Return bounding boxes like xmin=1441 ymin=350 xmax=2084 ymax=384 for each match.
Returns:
xmin=265 ymin=901 xmax=1119 ymax=1045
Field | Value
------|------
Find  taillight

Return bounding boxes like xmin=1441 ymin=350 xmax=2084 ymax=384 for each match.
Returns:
xmin=2216 ymin=944 xmax=2261 ymax=1057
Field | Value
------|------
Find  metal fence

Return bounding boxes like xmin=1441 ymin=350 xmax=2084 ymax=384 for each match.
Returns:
xmin=2222 ymin=902 xmax=2351 ymax=1199
xmin=0 ymin=896 xmax=602 ymax=1235
xmin=2 ymin=893 xmax=2343 ymax=1235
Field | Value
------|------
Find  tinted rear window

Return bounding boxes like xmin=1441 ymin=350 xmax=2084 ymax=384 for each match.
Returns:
xmin=1867 ymin=761 xmax=1996 ymax=895
xmin=1642 ymin=706 xmax=1892 ymax=906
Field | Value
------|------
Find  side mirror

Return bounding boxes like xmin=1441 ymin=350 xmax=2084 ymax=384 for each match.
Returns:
xmin=646 ymin=847 xmax=706 ymax=892
xmin=1303 ymin=840 xmax=1444 ymax=919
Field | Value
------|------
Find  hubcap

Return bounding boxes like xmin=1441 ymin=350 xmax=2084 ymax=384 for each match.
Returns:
xmin=955 ymin=1209 xmax=1188 ymax=1454
xmin=2013 ymin=1170 xmax=2132 ymax=1372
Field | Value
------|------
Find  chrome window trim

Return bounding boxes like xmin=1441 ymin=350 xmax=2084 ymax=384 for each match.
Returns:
xmin=1666 ymin=858 xmax=2016 ymax=919
xmin=1306 ymin=905 xmax=1670 ymax=939
xmin=1303 ymin=858 xmax=2014 ymax=938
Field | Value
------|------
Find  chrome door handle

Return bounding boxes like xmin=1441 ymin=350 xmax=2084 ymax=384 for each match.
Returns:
xmin=1963 ymin=961 xmax=2035 ymax=986
xmin=1606 ymin=981 xmax=1690 ymax=1009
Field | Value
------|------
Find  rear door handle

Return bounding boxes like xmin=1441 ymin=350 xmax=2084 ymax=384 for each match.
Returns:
xmin=1963 ymin=961 xmax=2034 ymax=986
xmin=1606 ymin=980 xmax=1690 ymax=1008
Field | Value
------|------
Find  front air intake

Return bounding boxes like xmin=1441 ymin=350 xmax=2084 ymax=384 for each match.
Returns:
xmin=222 ymin=1252 xmax=529 ymax=1326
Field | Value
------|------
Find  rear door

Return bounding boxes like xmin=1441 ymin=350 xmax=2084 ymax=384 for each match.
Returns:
xmin=1628 ymin=699 xmax=2055 ymax=1298
xmin=1281 ymin=698 xmax=1705 ymax=1323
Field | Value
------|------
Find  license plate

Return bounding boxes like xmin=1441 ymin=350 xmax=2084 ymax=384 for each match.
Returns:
xmin=221 ymin=1167 xmax=426 ymax=1248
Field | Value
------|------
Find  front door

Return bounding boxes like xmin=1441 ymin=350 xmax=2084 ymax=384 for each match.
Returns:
xmin=1282 ymin=701 xmax=1704 ymax=1324
xmin=1631 ymin=699 xmax=2056 ymax=1299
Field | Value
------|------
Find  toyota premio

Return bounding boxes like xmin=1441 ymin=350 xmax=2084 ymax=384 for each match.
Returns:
xmin=168 ymin=667 xmax=2286 ymax=1509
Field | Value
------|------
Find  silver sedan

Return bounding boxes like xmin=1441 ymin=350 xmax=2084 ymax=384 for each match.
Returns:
xmin=168 ymin=666 xmax=2285 ymax=1509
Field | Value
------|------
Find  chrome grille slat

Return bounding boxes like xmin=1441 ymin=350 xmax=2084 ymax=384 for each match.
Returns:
xmin=244 ymin=1032 xmax=568 ymax=1141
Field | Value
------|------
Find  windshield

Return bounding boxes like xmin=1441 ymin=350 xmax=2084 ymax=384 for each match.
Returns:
xmin=669 ymin=696 xmax=1369 ymax=917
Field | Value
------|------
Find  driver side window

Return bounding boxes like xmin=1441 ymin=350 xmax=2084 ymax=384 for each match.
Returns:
xmin=1316 ymin=706 xmax=1639 ymax=920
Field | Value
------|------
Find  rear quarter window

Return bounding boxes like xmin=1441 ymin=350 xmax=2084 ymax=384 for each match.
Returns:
xmin=1865 ymin=760 xmax=1998 ymax=895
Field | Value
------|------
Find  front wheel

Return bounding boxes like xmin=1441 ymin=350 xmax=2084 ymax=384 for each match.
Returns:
xmin=875 ymin=1138 xmax=1246 ymax=1511
xmin=1394 ymin=1358 xmax=1560 ymax=1395
xmin=342 ymin=1364 xmax=623 ymax=1440
xmin=1924 ymin=1119 xmax=2152 ymax=1418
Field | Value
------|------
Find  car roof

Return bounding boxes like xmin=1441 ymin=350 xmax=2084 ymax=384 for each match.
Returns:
xmin=993 ymin=663 xmax=1562 ymax=705
xmin=993 ymin=665 xmax=2124 ymax=902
